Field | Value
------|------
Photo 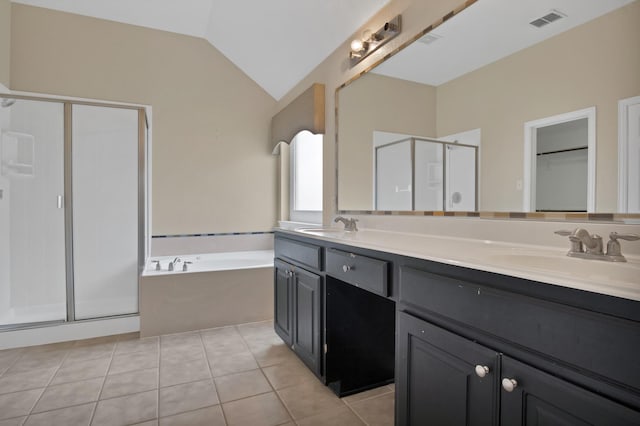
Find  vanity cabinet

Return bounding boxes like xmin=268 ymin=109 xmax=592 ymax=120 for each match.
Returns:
xmin=397 ymin=263 xmax=640 ymax=426
xmin=396 ymin=311 xmax=498 ymax=426
xmin=273 ymin=259 xmax=293 ymax=346
xmin=500 ymin=356 xmax=640 ymax=426
xmin=274 ymin=230 xmax=640 ymax=425
xmin=273 ymin=238 xmax=323 ymax=376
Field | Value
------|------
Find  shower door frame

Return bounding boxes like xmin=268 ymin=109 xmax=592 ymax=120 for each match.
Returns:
xmin=0 ymin=93 xmax=148 ymax=332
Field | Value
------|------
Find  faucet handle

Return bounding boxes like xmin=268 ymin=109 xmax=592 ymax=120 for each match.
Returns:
xmin=606 ymin=233 xmax=639 ymax=261
xmin=555 ymin=229 xmax=583 ymax=254
xmin=609 ymin=232 xmax=640 ymax=242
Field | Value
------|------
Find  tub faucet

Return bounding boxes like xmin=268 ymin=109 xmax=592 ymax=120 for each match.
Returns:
xmin=151 ymin=260 xmax=161 ymax=271
xmin=182 ymin=261 xmax=192 ymax=272
xmin=334 ymin=216 xmax=358 ymax=232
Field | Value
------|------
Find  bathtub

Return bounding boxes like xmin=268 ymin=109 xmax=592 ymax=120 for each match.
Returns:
xmin=139 ymin=250 xmax=274 ymax=337
xmin=143 ymin=250 xmax=274 ymax=275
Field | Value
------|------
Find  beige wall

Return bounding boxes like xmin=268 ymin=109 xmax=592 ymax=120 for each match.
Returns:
xmin=10 ymin=4 xmax=278 ymax=235
xmin=338 ymin=73 xmax=436 ymax=210
xmin=437 ymin=1 xmax=640 ymax=212
xmin=274 ymin=0 xmax=464 ymax=223
xmin=0 ymin=0 xmax=9 ymax=88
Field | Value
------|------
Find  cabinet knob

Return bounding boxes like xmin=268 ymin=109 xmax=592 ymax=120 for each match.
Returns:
xmin=501 ymin=378 xmax=518 ymax=392
xmin=474 ymin=365 xmax=490 ymax=378
xmin=342 ymin=265 xmax=352 ymax=272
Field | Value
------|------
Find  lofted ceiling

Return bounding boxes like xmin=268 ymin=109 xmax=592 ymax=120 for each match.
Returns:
xmin=11 ymin=0 xmax=390 ymax=100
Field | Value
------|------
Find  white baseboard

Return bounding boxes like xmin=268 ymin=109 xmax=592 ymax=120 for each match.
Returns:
xmin=0 ymin=316 xmax=140 ymax=350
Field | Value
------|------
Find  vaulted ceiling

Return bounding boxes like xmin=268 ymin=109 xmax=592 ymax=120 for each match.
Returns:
xmin=11 ymin=0 xmax=390 ymax=100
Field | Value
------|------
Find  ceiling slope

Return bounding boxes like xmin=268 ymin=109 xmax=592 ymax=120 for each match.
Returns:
xmin=11 ymin=0 xmax=390 ymax=99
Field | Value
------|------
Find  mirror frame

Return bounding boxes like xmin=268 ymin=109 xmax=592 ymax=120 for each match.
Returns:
xmin=334 ymin=0 xmax=640 ymax=223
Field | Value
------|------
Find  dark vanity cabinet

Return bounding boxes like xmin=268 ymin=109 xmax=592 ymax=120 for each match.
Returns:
xmin=397 ymin=311 xmax=498 ymax=426
xmin=273 ymin=259 xmax=293 ymax=346
xmin=274 ymin=231 xmax=640 ymax=425
xmin=397 ymin=263 xmax=640 ymax=426
xmin=500 ymin=356 xmax=640 ymax=426
xmin=273 ymin=237 xmax=323 ymax=376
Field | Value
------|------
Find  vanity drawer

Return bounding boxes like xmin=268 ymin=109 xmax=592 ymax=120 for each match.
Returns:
xmin=326 ymin=248 xmax=389 ymax=297
xmin=399 ymin=266 xmax=640 ymax=391
xmin=275 ymin=237 xmax=322 ymax=271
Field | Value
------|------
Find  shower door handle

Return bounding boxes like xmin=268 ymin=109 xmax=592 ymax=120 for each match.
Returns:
xmin=57 ymin=195 xmax=64 ymax=209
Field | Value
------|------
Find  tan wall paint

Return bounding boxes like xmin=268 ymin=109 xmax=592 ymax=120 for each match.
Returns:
xmin=437 ymin=1 xmax=640 ymax=212
xmin=338 ymin=73 xmax=436 ymax=210
xmin=10 ymin=4 xmax=278 ymax=235
xmin=0 ymin=0 xmax=10 ymax=88
xmin=273 ymin=0 xmax=472 ymax=224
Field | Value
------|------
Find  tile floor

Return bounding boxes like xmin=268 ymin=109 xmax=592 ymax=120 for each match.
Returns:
xmin=0 ymin=321 xmax=395 ymax=425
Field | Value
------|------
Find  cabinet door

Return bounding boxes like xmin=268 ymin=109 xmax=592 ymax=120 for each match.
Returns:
xmin=274 ymin=259 xmax=293 ymax=346
xmin=501 ymin=356 xmax=640 ymax=426
xmin=292 ymin=267 xmax=322 ymax=375
xmin=397 ymin=311 xmax=498 ymax=426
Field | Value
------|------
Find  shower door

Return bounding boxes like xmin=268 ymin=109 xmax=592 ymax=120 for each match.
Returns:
xmin=72 ymin=104 xmax=140 ymax=319
xmin=0 ymin=97 xmax=67 ymax=327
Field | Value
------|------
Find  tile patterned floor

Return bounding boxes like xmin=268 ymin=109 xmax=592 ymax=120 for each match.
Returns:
xmin=0 ymin=321 xmax=394 ymax=425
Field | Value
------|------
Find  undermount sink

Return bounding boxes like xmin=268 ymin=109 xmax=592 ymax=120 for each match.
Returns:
xmin=487 ymin=253 xmax=640 ymax=284
xmin=298 ymin=227 xmax=350 ymax=236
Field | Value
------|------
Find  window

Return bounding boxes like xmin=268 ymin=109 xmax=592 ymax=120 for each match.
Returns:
xmin=290 ymin=131 xmax=323 ymax=223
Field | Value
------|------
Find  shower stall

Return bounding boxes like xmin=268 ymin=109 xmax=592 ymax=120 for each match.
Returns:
xmin=0 ymin=95 xmax=147 ymax=330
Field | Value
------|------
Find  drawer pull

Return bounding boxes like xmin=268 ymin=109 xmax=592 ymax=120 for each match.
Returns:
xmin=474 ymin=365 xmax=490 ymax=378
xmin=342 ymin=265 xmax=353 ymax=272
xmin=501 ymin=378 xmax=518 ymax=392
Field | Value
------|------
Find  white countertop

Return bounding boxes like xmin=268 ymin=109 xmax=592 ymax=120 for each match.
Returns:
xmin=277 ymin=227 xmax=640 ymax=302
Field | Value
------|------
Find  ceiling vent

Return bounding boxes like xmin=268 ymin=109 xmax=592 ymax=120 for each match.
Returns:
xmin=417 ymin=33 xmax=442 ymax=45
xmin=529 ymin=10 xmax=566 ymax=28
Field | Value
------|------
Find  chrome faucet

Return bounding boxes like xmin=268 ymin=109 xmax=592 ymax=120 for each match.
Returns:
xmin=334 ymin=216 xmax=358 ymax=232
xmin=555 ymin=228 xmax=639 ymax=262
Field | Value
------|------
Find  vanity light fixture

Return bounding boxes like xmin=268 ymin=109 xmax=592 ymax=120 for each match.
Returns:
xmin=350 ymin=15 xmax=401 ymax=67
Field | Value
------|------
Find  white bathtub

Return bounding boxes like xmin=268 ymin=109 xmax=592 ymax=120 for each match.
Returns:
xmin=142 ymin=250 xmax=274 ymax=275
xmin=140 ymin=250 xmax=274 ymax=337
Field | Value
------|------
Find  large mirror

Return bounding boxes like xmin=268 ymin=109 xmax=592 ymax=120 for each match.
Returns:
xmin=337 ymin=0 xmax=640 ymax=214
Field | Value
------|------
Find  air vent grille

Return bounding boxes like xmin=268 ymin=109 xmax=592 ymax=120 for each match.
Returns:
xmin=417 ymin=33 xmax=441 ymax=45
xmin=529 ymin=10 xmax=566 ymax=28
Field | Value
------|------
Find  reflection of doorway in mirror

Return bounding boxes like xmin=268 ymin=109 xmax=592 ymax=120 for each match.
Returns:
xmin=618 ymin=96 xmax=640 ymax=213
xmin=523 ymin=107 xmax=596 ymax=212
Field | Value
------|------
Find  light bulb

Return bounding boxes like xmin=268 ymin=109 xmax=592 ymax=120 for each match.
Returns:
xmin=350 ymin=39 xmax=364 ymax=53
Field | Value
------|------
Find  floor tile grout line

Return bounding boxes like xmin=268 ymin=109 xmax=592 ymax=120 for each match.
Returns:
xmin=0 ymin=348 xmax=26 ymax=379
xmin=238 ymin=325 xmax=297 ymax=425
xmin=87 ymin=340 xmax=117 ymax=425
xmin=25 ymin=341 xmax=76 ymax=419
xmin=237 ymin=323 xmax=300 ymax=425
xmin=200 ymin=329 xmax=229 ymax=426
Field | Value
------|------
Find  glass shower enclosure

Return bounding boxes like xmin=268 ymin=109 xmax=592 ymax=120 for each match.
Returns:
xmin=375 ymin=136 xmax=478 ymax=211
xmin=0 ymin=95 xmax=146 ymax=329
